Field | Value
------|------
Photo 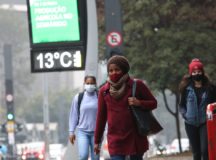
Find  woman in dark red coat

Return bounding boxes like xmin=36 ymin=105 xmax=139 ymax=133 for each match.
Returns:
xmin=94 ymin=55 xmax=157 ymax=160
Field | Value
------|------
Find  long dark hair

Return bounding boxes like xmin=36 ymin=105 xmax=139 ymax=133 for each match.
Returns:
xmin=179 ymin=74 xmax=211 ymax=93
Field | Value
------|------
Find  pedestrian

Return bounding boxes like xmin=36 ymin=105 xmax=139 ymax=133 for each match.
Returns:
xmin=94 ymin=55 xmax=157 ymax=160
xmin=69 ymin=75 xmax=99 ymax=160
xmin=179 ymin=58 xmax=216 ymax=160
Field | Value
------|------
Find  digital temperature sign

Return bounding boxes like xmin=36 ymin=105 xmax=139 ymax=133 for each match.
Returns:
xmin=26 ymin=0 xmax=87 ymax=72
xmin=31 ymin=48 xmax=85 ymax=72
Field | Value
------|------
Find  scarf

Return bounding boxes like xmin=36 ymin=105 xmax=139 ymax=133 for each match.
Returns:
xmin=107 ymin=74 xmax=129 ymax=100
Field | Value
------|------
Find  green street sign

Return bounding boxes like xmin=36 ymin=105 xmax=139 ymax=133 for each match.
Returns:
xmin=29 ymin=0 xmax=80 ymax=44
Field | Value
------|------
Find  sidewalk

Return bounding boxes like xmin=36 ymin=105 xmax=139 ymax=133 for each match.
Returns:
xmin=147 ymin=152 xmax=192 ymax=160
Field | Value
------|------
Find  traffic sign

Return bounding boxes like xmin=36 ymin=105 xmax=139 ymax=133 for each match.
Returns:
xmin=106 ymin=31 xmax=122 ymax=47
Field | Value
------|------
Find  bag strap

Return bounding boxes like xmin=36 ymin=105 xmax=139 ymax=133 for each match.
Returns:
xmin=77 ymin=92 xmax=84 ymax=124
xmin=77 ymin=91 xmax=98 ymax=124
xmin=132 ymin=79 xmax=137 ymax=97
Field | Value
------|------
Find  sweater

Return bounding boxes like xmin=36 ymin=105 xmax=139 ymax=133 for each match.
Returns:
xmin=69 ymin=91 xmax=98 ymax=135
xmin=94 ymin=78 xmax=157 ymax=155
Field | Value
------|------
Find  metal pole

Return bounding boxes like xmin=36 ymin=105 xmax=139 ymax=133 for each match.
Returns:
xmin=3 ymin=44 xmax=16 ymax=159
xmin=43 ymin=74 xmax=49 ymax=160
xmin=85 ymin=0 xmax=98 ymax=77
xmin=104 ymin=0 xmax=123 ymax=58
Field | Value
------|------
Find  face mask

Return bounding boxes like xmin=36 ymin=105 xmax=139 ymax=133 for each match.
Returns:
xmin=84 ymin=84 xmax=96 ymax=93
xmin=191 ymin=74 xmax=203 ymax=81
xmin=110 ymin=73 xmax=123 ymax=83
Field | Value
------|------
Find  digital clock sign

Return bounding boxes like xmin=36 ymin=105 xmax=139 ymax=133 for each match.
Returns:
xmin=26 ymin=0 xmax=87 ymax=72
xmin=31 ymin=48 xmax=85 ymax=72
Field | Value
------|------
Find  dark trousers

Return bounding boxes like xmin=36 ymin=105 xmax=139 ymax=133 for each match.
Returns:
xmin=110 ymin=155 xmax=143 ymax=160
xmin=185 ymin=122 xmax=208 ymax=160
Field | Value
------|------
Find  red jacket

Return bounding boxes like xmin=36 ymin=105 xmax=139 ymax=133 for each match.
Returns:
xmin=94 ymin=78 xmax=157 ymax=155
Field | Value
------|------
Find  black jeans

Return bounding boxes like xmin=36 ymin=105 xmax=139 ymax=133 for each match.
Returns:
xmin=185 ymin=122 xmax=208 ymax=160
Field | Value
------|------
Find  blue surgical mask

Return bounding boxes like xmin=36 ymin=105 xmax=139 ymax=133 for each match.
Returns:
xmin=84 ymin=84 xmax=96 ymax=93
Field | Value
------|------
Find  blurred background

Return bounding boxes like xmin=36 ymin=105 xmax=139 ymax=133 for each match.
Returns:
xmin=1 ymin=0 xmax=216 ymax=160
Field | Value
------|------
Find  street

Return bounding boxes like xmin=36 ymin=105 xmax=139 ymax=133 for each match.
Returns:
xmin=62 ymin=142 xmax=193 ymax=160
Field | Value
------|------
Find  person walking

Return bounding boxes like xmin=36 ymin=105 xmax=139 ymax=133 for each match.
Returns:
xmin=179 ymin=58 xmax=216 ymax=160
xmin=94 ymin=55 xmax=157 ymax=160
xmin=69 ymin=75 xmax=99 ymax=160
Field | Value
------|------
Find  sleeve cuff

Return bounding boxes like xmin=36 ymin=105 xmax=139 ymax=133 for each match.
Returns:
xmin=69 ymin=131 xmax=74 ymax=136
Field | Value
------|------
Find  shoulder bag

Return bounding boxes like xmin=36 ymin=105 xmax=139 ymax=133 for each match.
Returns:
xmin=130 ymin=80 xmax=163 ymax=136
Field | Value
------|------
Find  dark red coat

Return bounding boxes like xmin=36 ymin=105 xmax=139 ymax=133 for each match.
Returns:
xmin=94 ymin=78 xmax=157 ymax=155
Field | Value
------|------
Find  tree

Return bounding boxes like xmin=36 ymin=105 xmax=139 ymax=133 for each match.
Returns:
xmin=121 ymin=0 xmax=216 ymax=152
xmin=96 ymin=0 xmax=106 ymax=59
xmin=19 ymin=89 xmax=77 ymax=144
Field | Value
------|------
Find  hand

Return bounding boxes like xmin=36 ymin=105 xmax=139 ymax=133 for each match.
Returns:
xmin=69 ymin=134 xmax=76 ymax=145
xmin=128 ymin=97 xmax=141 ymax=106
xmin=94 ymin=144 xmax=100 ymax=155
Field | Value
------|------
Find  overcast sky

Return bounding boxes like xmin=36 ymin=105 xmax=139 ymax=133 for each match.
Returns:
xmin=0 ymin=0 xmax=26 ymax=5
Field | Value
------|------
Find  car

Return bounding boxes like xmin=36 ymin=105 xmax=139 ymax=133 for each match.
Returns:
xmin=169 ymin=138 xmax=190 ymax=154
xmin=21 ymin=150 xmax=44 ymax=160
xmin=19 ymin=142 xmax=45 ymax=160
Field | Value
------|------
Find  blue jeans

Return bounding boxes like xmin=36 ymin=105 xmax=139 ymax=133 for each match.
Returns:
xmin=77 ymin=129 xmax=99 ymax=160
xmin=185 ymin=122 xmax=208 ymax=160
xmin=111 ymin=155 xmax=143 ymax=160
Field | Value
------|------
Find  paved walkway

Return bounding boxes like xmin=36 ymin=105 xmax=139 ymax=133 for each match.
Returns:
xmin=148 ymin=156 xmax=192 ymax=160
xmin=147 ymin=152 xmax=192 ymax=160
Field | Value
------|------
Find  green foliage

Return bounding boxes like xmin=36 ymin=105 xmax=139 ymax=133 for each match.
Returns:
xmin=18 ymin=89 xmax=77 ymax=123
xmin=17 ymin=89 xmax=77 ymax=143
xmin=96 ymin=0 xmax=106 ymax=59
xmin=121 ymin=0 xmax=216 ymax=93
xmin=120 ymin=1 xmax=216 ymax=142
xmin=20 ymin=94 xmax=43 ymax=122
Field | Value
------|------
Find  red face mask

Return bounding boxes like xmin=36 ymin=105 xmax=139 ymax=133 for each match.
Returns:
xmin=110 ymin=73 xmax=124 ymax=83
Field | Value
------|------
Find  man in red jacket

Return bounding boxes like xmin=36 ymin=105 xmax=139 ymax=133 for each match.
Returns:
xmin=94 ymin=55 xmax=157 ymax=160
